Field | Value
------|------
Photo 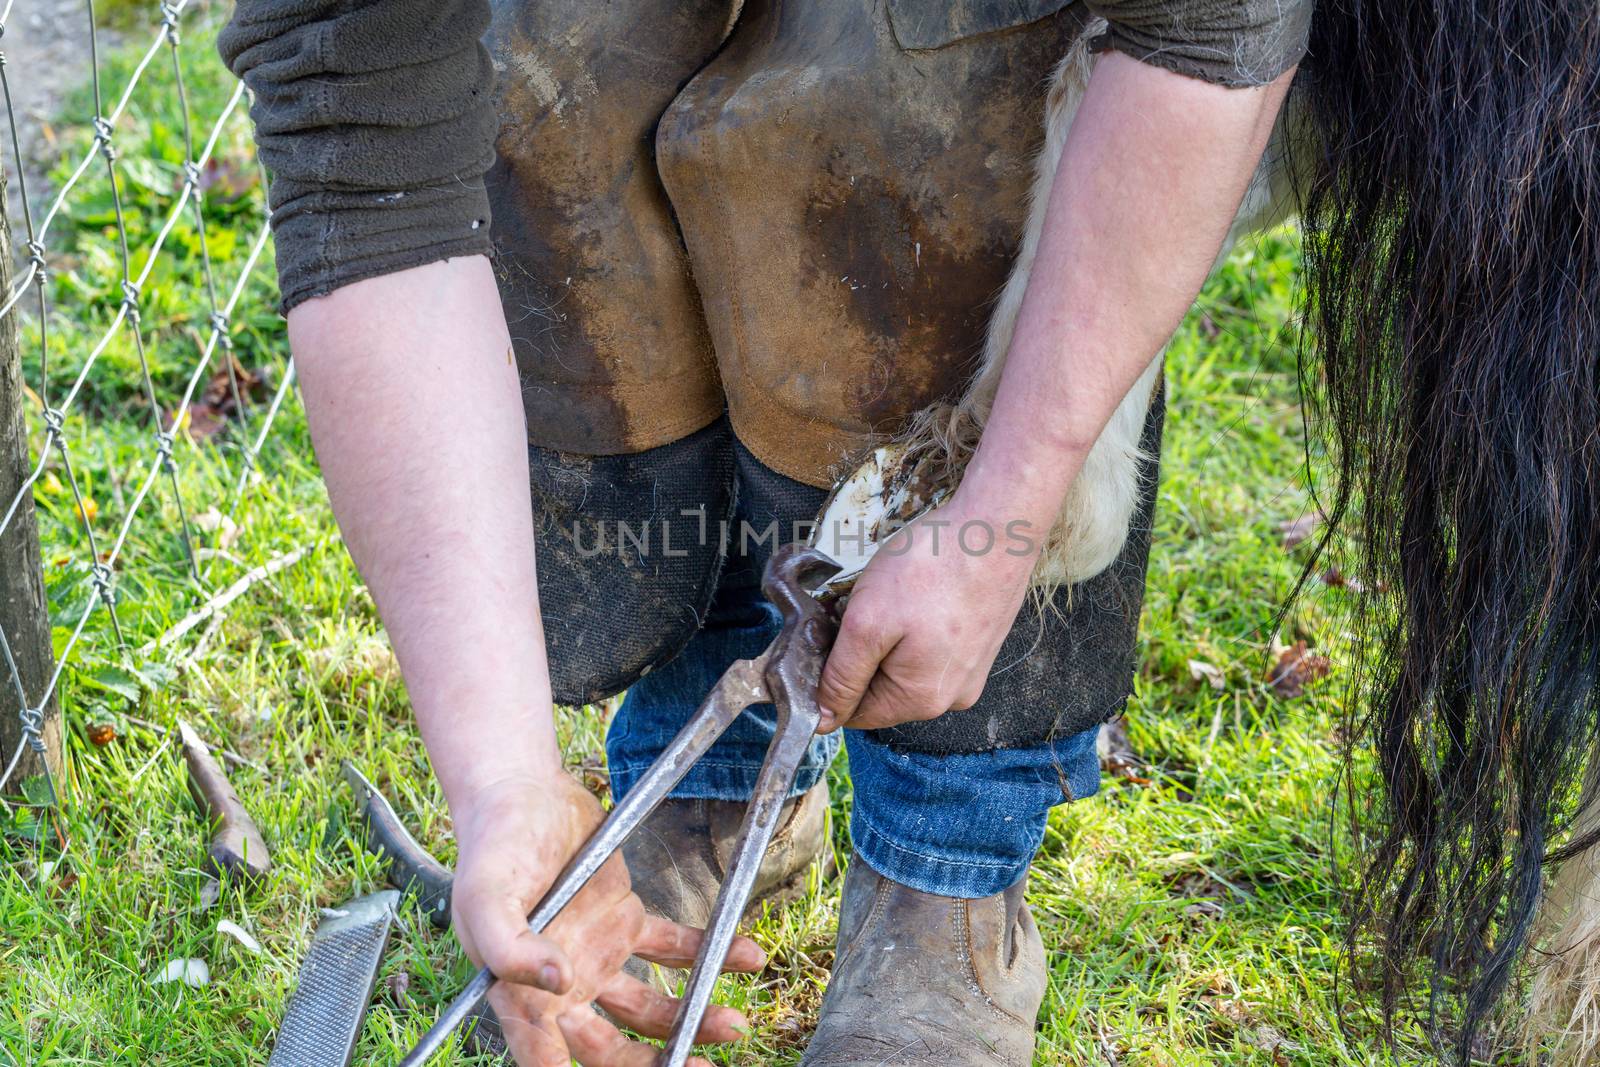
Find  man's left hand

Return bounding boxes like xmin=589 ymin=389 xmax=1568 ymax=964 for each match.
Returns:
xmin=816 ymin=500 xmax=1040 ymax=732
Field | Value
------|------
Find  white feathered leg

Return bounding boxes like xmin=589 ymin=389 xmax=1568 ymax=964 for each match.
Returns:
xmin=1527 ymin=763 xmax=1600 ymax=1063
xmin=896 ymin=25 xmax=1299 ymax=590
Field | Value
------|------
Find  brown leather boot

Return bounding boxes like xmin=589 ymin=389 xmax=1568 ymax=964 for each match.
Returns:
xmin=800 ymin=854 xmax=1046 ymax=1066
xmin=618 ymin=781 xmax=833 ymax=1000
xmin=620 ymin=780 xmax=833 ymax=928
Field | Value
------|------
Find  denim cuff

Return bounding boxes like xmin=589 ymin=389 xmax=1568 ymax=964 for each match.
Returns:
xmin=851 ymin=817 xmax=1035 ymax=898
xmin=844 ymin=724 xmax=1103 ymax=898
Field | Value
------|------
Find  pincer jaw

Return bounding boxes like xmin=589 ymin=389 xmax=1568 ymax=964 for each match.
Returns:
xmin=759 ymin=544 xmax=843 ymax=709
xmin=762 ymin=543 xmax=843 ymax=646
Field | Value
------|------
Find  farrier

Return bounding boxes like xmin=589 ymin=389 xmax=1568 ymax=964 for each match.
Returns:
xmin=221 ymin=2 xmax=1307 ymax=1063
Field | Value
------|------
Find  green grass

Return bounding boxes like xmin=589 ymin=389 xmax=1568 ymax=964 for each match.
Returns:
xmin=0 ymin=11 xmax=1445 ymax=1067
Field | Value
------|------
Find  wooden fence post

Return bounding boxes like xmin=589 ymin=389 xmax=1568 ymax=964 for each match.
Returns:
xmin=0 ymin=165 xmax=63 ymax=793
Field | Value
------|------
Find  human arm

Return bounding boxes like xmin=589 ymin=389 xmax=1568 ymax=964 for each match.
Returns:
xmin=817 ymin=50 xmax=1296 ymax=729
xmin=290 ymin=259 xmax=762 ymax=1066
xmin=221 ymin=0 xmax=762 ymax=1058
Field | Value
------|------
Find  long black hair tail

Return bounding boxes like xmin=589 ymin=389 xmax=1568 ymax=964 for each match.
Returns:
xmin=1294 ymin=1 xmax=1600 ymax=1055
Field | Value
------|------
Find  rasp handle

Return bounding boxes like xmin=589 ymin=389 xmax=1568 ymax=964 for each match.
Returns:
xmin=178 ymin=720 xmax=271 ymax=884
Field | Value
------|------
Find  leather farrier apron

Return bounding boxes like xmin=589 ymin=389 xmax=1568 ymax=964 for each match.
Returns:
xmin=485 ymin=0 xmax=1162 ymax=753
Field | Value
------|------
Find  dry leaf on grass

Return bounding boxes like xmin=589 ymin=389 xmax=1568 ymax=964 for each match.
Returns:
xmin=1098 ymin=718 xmax=1143 ymax=779
xmin=1251 ymin=1024 xmax=1301 ymax=1064
xmin=151 ymin=957 xmax=210 ymax=988
xmin=386 ymin=970 xmax=412 ymax=1004
xmin=86 ymin=722 xmax=117 ymax=746
xmin=1187 ymin=659 xmax=1226 ymax=690
xmin=194 ymin=507 xmax=242 ymax=550
xmin=165 ymin=359 xmax=267 ymax=442
xmin=1320 ymin=565 xmax=1366 ymax=594
xmin=1266 ymin=640 xmax=1331 ymax=698
xmin=574 ymin=755 xmax=611 ymax=800
xmin=1277 ymin=511 xmax=1323 ymax=550
xmin=200 ymin=359 xmax=264 ymax=413
xmin=168 ymin=405 xmax=226 ymax=442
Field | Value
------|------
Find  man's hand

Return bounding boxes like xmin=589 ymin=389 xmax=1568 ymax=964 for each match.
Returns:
xmin=452 ymin=773 xmax=765 ymax=1067
xmin=816 ymin=501 xmax=1039 ymax=731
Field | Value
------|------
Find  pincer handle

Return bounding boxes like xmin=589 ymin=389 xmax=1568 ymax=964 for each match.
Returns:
xmin=397 ymin=654 xmax=771 ymax=1066
xmin=399 ymin=543 xmax=842 ymax=1067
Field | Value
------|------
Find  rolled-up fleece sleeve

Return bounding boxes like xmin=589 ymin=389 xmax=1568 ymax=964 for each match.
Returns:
xmin=1084 ymin=0 xmax=1313 ymax=87
xmin=218 ymin=0 xmax=499 ymax=312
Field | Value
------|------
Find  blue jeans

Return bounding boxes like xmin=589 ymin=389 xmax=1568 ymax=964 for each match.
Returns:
xmin=606 ymin=563 xmax=1103 ymax=899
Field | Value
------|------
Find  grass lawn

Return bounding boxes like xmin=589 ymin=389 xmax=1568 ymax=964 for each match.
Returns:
xmin=0 ymin=9 xmax=1448 ymax=1066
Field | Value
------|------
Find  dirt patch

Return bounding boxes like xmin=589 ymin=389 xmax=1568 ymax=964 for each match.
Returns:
xmin=3 ymin=0 xmax=120 ymax=222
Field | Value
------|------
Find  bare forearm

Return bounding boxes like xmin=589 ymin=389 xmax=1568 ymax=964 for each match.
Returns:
xmin=957 ymin=53 xmax=1293 ymax=530
xmin=288 ymin=257 xmax=560 ymax=809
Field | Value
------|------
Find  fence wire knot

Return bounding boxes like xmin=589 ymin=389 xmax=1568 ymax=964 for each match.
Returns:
xmin=92 ymin=116 xmax=116 ymax=161
xmin=182 ymin=160 xmax=202 ymax=192
xmin=155 ymin=430 xmax=176 ymax=470
xmin=120 ymin=279 xmax=141 ymax=322
xmin=41 ymin=408 xmax=66 ymax=442
xmin=17 ymin=707 xmax=46 ymax=754
xmin=161 ymin=2 xmax=183 ymax=41
xmin=90 ymin=563 xmax=117 ymax=607
xmin=25 ymin=239 xmax=46 ymax=278
xmin=209 ymin=311 xmax=234 ymax=350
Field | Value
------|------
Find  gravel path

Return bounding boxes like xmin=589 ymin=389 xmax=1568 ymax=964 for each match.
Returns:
xmin=3 ymin=0 xmax=120 ymax=224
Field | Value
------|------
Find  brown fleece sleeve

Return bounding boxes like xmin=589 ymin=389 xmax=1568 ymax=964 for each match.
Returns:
xmin=1084 ymin=0 xmax=1313 ymax=87
xmin=218 ymin=0 xmax=498 ymax=312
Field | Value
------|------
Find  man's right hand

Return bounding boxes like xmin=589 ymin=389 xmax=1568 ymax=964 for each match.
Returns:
xmin=450 ymin=772 xmax=765 ymax=1067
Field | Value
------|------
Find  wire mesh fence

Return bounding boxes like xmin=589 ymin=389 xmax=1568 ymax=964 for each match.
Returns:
xmin=0 ymin=0 xmax=294 ymax=805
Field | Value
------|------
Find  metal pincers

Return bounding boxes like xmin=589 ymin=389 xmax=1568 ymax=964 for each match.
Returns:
xmin=398 ymin=542 xmax=842 ymax=1067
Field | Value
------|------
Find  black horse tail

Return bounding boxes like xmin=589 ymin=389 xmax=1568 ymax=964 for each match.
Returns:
xmin=1292 ymin=0 xmax=1600 ymax=1056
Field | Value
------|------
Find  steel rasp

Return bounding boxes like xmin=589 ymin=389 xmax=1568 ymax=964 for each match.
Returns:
xmin=268 ymin=889 xmax=400 ymax=1067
